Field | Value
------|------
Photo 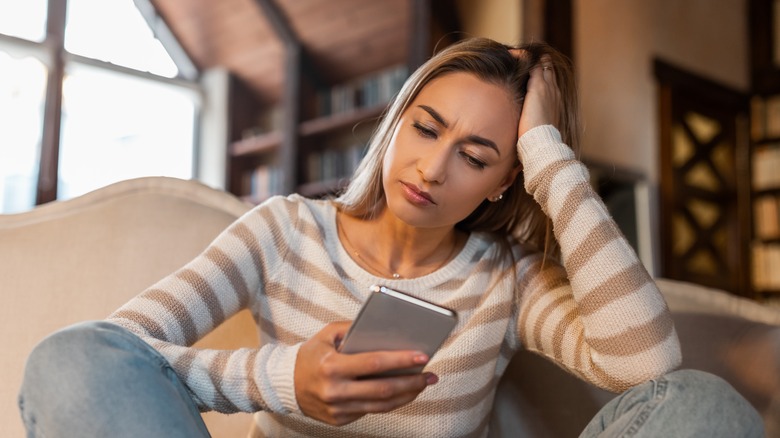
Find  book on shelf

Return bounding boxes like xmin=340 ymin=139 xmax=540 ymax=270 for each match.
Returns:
xmin=753 ymin=144 xmax=780 ymax=190
xmin=306 ymin=143 xmax=366 ymax=184
xmin=242 ymin=165 xmax=284 ymax=201
xmin=753 ymin=242 xmax=780 ymax=292
xmin=751 ymin=96 xmax=765 ymax=141
xmin=754 ymin=195 xmax=780 ymax=240
xmin=759 ymin=95 xmax=780 ymax=139
xmin=315 ymin=65 xmax=408 ymax=118
xmin=236 ymin=107 xmax=284 ymax=147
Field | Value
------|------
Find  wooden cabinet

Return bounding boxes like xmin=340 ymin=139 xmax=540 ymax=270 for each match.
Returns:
xmin=655 ymin=60 xmax=752 ymax=298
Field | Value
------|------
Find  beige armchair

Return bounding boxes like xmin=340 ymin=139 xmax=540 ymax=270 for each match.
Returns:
xmin=2 ymin=177 xmax=778 ymax=437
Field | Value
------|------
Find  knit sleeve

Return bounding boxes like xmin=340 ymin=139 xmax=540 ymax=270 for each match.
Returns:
xmin=107 ymin=196 xmax=303 ymax=415
xmin=514 ymin=125 xmax=681 ymax=392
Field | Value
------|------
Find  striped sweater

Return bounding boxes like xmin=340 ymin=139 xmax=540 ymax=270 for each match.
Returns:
xmin=108 ymin=125 xmax=681 ymax=437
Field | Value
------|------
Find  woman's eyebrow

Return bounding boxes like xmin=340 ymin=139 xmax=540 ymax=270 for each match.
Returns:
xmin=418 ymin=104 xmax=500 ymax=156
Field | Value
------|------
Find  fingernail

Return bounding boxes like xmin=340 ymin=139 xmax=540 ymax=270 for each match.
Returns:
xmin=413 ymin=354 xmax=429 ymax=364
xmin=425 ymin=373 xmax=439 ymax=385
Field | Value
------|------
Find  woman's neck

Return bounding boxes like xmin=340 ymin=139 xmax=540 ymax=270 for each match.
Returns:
xmin=337 ymin=208 xmax=465 ymax=279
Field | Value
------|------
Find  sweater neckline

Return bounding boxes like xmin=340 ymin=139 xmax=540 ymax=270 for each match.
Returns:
xmin=324 ymin=201 xmax=483 ymax=290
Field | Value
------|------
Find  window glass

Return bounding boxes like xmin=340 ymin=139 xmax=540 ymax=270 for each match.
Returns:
xmin=58 ymin=62 xmax=196 ymax=200
xmin=64 ymin=0 xmax=178 ymax=78
xmin=0 ymin=50 xmax=46 ymax=213
xmin=0 ymin=0 xmax=47 ymax=42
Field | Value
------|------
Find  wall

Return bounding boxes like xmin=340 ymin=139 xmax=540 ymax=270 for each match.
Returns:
xmin=575 ymin=0 xmax=748 ymax=182
xmin=457 ymin=0 xmax=522 ymax=44
xmin=198 ymin=67 xmax=230 ymax=191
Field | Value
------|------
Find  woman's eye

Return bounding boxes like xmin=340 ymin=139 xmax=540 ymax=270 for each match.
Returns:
xmin=460 ymin=152 xmax=486 ymax=169
xmin=413 ymin=122 xmax=437 ymax=139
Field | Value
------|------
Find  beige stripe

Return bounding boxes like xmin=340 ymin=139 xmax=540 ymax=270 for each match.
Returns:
xmin=394 ymin=376 xmax=497 ymax=415
xmin=258 ymin=315 xmax=308 ymax=345
xmin=525 ymin=160 xmax=578 ymax=205
xmin=587 ymin=312 xmax=675 ymax=357
xmin=439 ymin=298 xmax=514 ymax=351
xmin=205 ymin=246 xmax=251 ymax=309
xmin=531 ymin=294 xmax=571 ymax=351
xmin=229 ymin=222 xmax=264 ymax=276
xmin=589 ymin=358 xmax=635 ymax=392
xmin=230 ymin=206 xmax=292 ymax=284
xmin=109 ymin=310 xmax=168 ymax=341
xmin=264 ymin=280 xmax=348 ymax=323
xmin=516 ymin=261 xmax=570 ymax=346
xmin=298 ymin=215 xmax=326 ymax=246
xmin=565 ymin=220 xmax=624 ymax=278
xmin=144 ymin=288 xmax=199 ymax=345
xmin=433 ymin=342 xmax=502 ymax=373
xmin=439 ymin=264 xmax=513 ymax=315
xmin=518 ymin=259 xmax=569 ymax=302
xmin=553 ymin=181 xmax=596 ymax=235
xmin=551 ymin=306 xmax=579 ymax=360
xmin=207 ymin=350 xmax=242 ymax=413
xmin=573 ymin=329 xmax=585 ymax=370
xmin=244 ymin=350 xmax=269 ymax=411
xmin=577 ymin=262 xmax=652 ymax=317
xmin=177 ymin=268 xmax=226 ymax=334
xmin=171 ymin=347 xmax=197 ymax=388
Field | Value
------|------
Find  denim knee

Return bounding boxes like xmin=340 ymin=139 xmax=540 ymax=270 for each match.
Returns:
xmin=581 ymin=369 xmax=765 ymax=438
xmin=18 ymin=321 xmax=209 ymax=438
xmin=653 ymin=369 xmax=764 ymax=437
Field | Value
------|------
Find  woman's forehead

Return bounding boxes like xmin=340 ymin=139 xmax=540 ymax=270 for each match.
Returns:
xmin=408 ymin=73 xmax=519 ymax=144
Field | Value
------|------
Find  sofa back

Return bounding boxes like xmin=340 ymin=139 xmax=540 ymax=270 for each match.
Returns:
xmin=0 ymin=177 xmax=256 ymax=438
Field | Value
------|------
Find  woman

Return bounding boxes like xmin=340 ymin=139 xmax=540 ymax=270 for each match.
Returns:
xmin=19 ymin=38 xmax=762 ymax=437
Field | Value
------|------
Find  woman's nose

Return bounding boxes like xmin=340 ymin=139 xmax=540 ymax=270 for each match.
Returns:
xmin=417 ymin=144 xmax=448 ymax=184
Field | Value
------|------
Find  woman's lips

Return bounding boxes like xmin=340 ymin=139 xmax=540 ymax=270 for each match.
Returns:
xmin=401 ymin=182 xmax=436 ymax=206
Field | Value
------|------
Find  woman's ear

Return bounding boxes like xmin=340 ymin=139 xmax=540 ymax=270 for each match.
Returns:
xmin=488 ymin=165 xmax=522 ymax=201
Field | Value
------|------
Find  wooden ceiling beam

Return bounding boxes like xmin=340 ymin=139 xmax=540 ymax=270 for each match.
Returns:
xmin=253 ymin=0 xmax=300 ymax=193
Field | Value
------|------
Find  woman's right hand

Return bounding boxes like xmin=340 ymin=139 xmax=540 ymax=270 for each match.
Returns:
xmin=294 ymin=322 xmax=438 ymax=426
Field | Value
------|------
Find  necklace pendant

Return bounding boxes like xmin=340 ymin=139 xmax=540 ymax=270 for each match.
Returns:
xmin=392 ymin=273 xmax=401 ymax=279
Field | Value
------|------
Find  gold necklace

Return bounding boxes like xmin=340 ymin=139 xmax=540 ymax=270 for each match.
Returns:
xmin=337 ymin=213 xmax=458 ymax=279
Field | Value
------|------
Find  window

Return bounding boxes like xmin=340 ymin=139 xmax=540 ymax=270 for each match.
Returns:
xmin=0 ymin=0 xmax=47 ymax=42
xmin=59 ymin=63 xmax=196 ymax=199
xmin=0 ymin=52 xmax=46 ymax=213
xmin=0 ymin=0 xmax=200 ymax=213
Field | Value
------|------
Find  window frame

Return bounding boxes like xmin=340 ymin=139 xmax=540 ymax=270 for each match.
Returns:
xmin=0 ymin=0 xmax=200 ymax=206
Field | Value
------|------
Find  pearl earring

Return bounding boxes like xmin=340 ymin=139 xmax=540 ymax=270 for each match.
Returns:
xmin=491 ymin=194 xmax=503 ymax=202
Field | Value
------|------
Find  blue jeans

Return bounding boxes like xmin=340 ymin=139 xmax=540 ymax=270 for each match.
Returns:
xmin=19 ymin=321 xmax=211 ymax=438
xmin=19 ymin=321 xmax=764 ymax=437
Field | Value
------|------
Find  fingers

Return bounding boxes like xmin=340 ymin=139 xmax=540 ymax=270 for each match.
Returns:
xmin=313 ymin=372 xmax=436 ymax=426
xmin=509 ymin=48 xmax=528 ymax=60
xmin=518 ymin=55 xmax=561 ymax=138
xmin=326 ymin=371 xmax=435 ymax=403
xmin=295 ymin=322 xmax=439 ymax=426
xmin=532 ymin=55 xmax=556 ymax=83
xmin=335 ymin=349 xmax=429 ymax=378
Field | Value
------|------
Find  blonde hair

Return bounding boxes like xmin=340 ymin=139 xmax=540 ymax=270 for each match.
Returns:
xmin=334 ymin=37 xmax=581 ymax=257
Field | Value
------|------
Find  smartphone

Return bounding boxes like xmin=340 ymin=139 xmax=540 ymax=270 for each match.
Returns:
xmin=338 ymin=285 xmax=458 ymax=376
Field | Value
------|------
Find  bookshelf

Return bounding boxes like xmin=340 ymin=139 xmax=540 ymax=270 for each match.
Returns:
xmin=224 ymin=1 xmax=437 ymax=204
xmin=748 ymin=0 xmax=780 ymax=298
xmin=749 ymin=96 xmax=780 ymax=295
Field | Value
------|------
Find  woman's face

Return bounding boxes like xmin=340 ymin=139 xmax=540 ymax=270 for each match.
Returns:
xmin=382 ymin=72 xmax=521 ymax=229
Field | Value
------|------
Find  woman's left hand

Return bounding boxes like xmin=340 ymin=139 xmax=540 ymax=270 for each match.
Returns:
xmin=511 ymin=52 xmax=562 ymax=140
